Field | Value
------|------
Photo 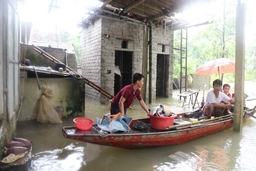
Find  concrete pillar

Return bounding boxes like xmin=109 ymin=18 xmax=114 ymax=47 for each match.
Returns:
xmin=142 ymin=25 xmax=148 ymax=101
xmin=233 ymin=0 xmax=245 ymax=132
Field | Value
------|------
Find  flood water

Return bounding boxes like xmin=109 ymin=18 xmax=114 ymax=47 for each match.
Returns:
xmin=16 ymin=89 xmax=256 ymax=171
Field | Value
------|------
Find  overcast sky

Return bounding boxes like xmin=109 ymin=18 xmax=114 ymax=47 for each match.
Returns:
xmin=18 ymin=0 xmax=255 ymax=38
xmin=18 ymin=0 xmax=102 ymax=34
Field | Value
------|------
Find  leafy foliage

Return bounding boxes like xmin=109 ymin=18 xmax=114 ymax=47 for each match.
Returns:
xmin=58 ymin=31 xmax=82 ymax=64
xmin=30 ymin=27 xmax=82 ymax=65
xmin=173 ymin=0 xmax=256 ymax=82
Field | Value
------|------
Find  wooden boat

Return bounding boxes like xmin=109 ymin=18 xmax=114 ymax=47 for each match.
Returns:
xmin=62 ymin=107 xmax=255 ymax=149
xmin=0 ymin=145 xmax=32 ymax=171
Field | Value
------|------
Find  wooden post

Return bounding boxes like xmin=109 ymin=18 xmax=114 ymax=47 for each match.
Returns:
xmin=142 ymin=25 xmax=148 ymax=101
xmin=148 ymin=22 xmax=152 ymax=104
xmin=233 ymin=0 xmax=245 ymax=132
xmin=221 ymin=0 xmax=226 ymax=82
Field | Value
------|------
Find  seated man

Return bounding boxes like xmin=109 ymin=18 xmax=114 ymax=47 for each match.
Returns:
xmin=202 ymin=79 xmax=234 ymax=119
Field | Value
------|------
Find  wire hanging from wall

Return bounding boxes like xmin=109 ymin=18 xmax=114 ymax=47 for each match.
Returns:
xmin=121 ymin=21 xmax=124 ymax=40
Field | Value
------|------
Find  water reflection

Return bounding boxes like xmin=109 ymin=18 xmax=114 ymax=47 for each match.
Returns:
xmin=15 ymin=92 xmax=256 ymax=171
xmin=150 ymin=119 xmax=256 ymax=171
xmin=31 ymin=144 xmax=84 ymax=171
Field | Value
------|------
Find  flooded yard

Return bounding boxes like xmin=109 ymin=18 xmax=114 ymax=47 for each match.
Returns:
xmin=15 ymin=85 xmax=256 ymax=171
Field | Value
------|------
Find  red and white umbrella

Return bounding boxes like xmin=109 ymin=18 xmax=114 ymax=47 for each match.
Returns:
xmin=196 ymin=58 xmax=235 ymax=77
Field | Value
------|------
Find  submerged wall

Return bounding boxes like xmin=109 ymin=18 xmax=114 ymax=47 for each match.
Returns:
xmin=20 ymin=77 xmax=85 ymax=121
xmin=19 ymin=43 xmax=83 ymax=122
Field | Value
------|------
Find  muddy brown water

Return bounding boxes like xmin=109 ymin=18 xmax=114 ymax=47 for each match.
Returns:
xmin=16 ymin=89 xmax=256 ymax=171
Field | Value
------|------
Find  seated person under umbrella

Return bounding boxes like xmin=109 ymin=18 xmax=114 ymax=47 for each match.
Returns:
xmin=202 ymin=79 xmax=234 ymax=119
xmin=222 ymin=83 xmax=234 ymax=114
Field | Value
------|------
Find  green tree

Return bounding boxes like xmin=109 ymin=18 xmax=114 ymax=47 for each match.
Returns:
xmin=173 ymin=0 xmax=237 ymax=83
xmin=58 ymin=31 xmax=81 ymax=64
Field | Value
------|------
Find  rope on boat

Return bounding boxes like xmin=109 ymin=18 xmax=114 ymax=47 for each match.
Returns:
xmin=98 ymin=130 xmax=108 ymax=137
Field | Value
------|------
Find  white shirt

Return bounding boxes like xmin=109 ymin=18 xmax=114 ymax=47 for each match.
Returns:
xmin=204 ymin=90 xmax=231 ymax=106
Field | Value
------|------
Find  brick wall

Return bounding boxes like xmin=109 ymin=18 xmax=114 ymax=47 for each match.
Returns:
xmin=81 ymin=19 xmax=102 ymax=102
xmin=151 ymin=24 xmax=174 ymax=99
xmin=191 ymin=74 xmax=211 ymax=90
xmin=101 ymin=19 xmax=145 ymax=103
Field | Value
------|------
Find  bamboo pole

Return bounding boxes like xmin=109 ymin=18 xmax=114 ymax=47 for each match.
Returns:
xmin=167 ymin=114 xmax=233 ymax=130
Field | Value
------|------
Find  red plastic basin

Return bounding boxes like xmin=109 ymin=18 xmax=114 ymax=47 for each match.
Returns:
xmin=148 ymin=114 xmax=177 ymax=130
xmin=73 ymin=117 xmax=94 ymax=130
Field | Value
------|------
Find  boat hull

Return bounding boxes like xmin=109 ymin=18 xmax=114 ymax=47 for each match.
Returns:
xmin=62 ymin=118 xmax=232 ymax=149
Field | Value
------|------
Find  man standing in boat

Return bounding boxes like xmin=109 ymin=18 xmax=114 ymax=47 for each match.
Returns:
xmin=202 ymin=79 xmax=234 ymax=119
xmin=110 ymin=73 xmax=149 ymax=117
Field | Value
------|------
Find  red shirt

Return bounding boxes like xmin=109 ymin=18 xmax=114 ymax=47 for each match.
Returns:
xmin=226 ymin=93 xmax=232 ymax=98
xmin=112 ymin=84 xmax=142 ymax=109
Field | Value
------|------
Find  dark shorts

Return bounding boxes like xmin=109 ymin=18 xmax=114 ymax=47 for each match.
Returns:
xmin=110 ymin=103 xmax=126 ymax=115
xmin=203 ymin=103 xmax=226 ymax=119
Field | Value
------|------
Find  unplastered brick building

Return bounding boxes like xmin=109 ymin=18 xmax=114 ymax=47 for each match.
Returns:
xmin=81 ymin=17 xmax=174 ymax=104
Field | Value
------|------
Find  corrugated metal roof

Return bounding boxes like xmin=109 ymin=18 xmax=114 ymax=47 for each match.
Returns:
xmin=84 ymin=0 xmax=213 ymax=28
xmin=104 ymin=0 xmax=212 ymax=20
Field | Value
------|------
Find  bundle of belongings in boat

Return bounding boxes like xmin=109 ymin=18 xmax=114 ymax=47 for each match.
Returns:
xmin=133 ymin=105 xmax=175 ymax=130
xmin=149 ymin=104 xmax=174 ymax=117
xmin=96 ymin=113 xmax=132 ymax=133
xmin=184 ymin=108 xmax=204 ymax=119
xmin=1 ymin=137 xmax=32 ymax=167
xmin=132 ymin=120 xmax=150 ymax=130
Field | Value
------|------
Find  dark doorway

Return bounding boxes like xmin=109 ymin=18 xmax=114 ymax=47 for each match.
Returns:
xmin=114 ymin=51 xmax=133 ymax=95
xmin=156 ymin=54 xmax=169 ymax=97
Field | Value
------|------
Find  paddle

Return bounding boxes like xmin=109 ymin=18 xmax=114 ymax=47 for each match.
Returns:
xmin=244 ymin=105 xmax=256 ymax=119
xmin=245 ymin=112 xmax=256 ymax=119
xmin=167 ymin=114 xmax=233 ymax=130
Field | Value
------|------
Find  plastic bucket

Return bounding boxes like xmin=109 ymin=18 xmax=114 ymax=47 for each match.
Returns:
xmin=73 ymin=117 xmax=94 ymax=130
xmin=148 ymin=114 xmax=177 ymax=130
